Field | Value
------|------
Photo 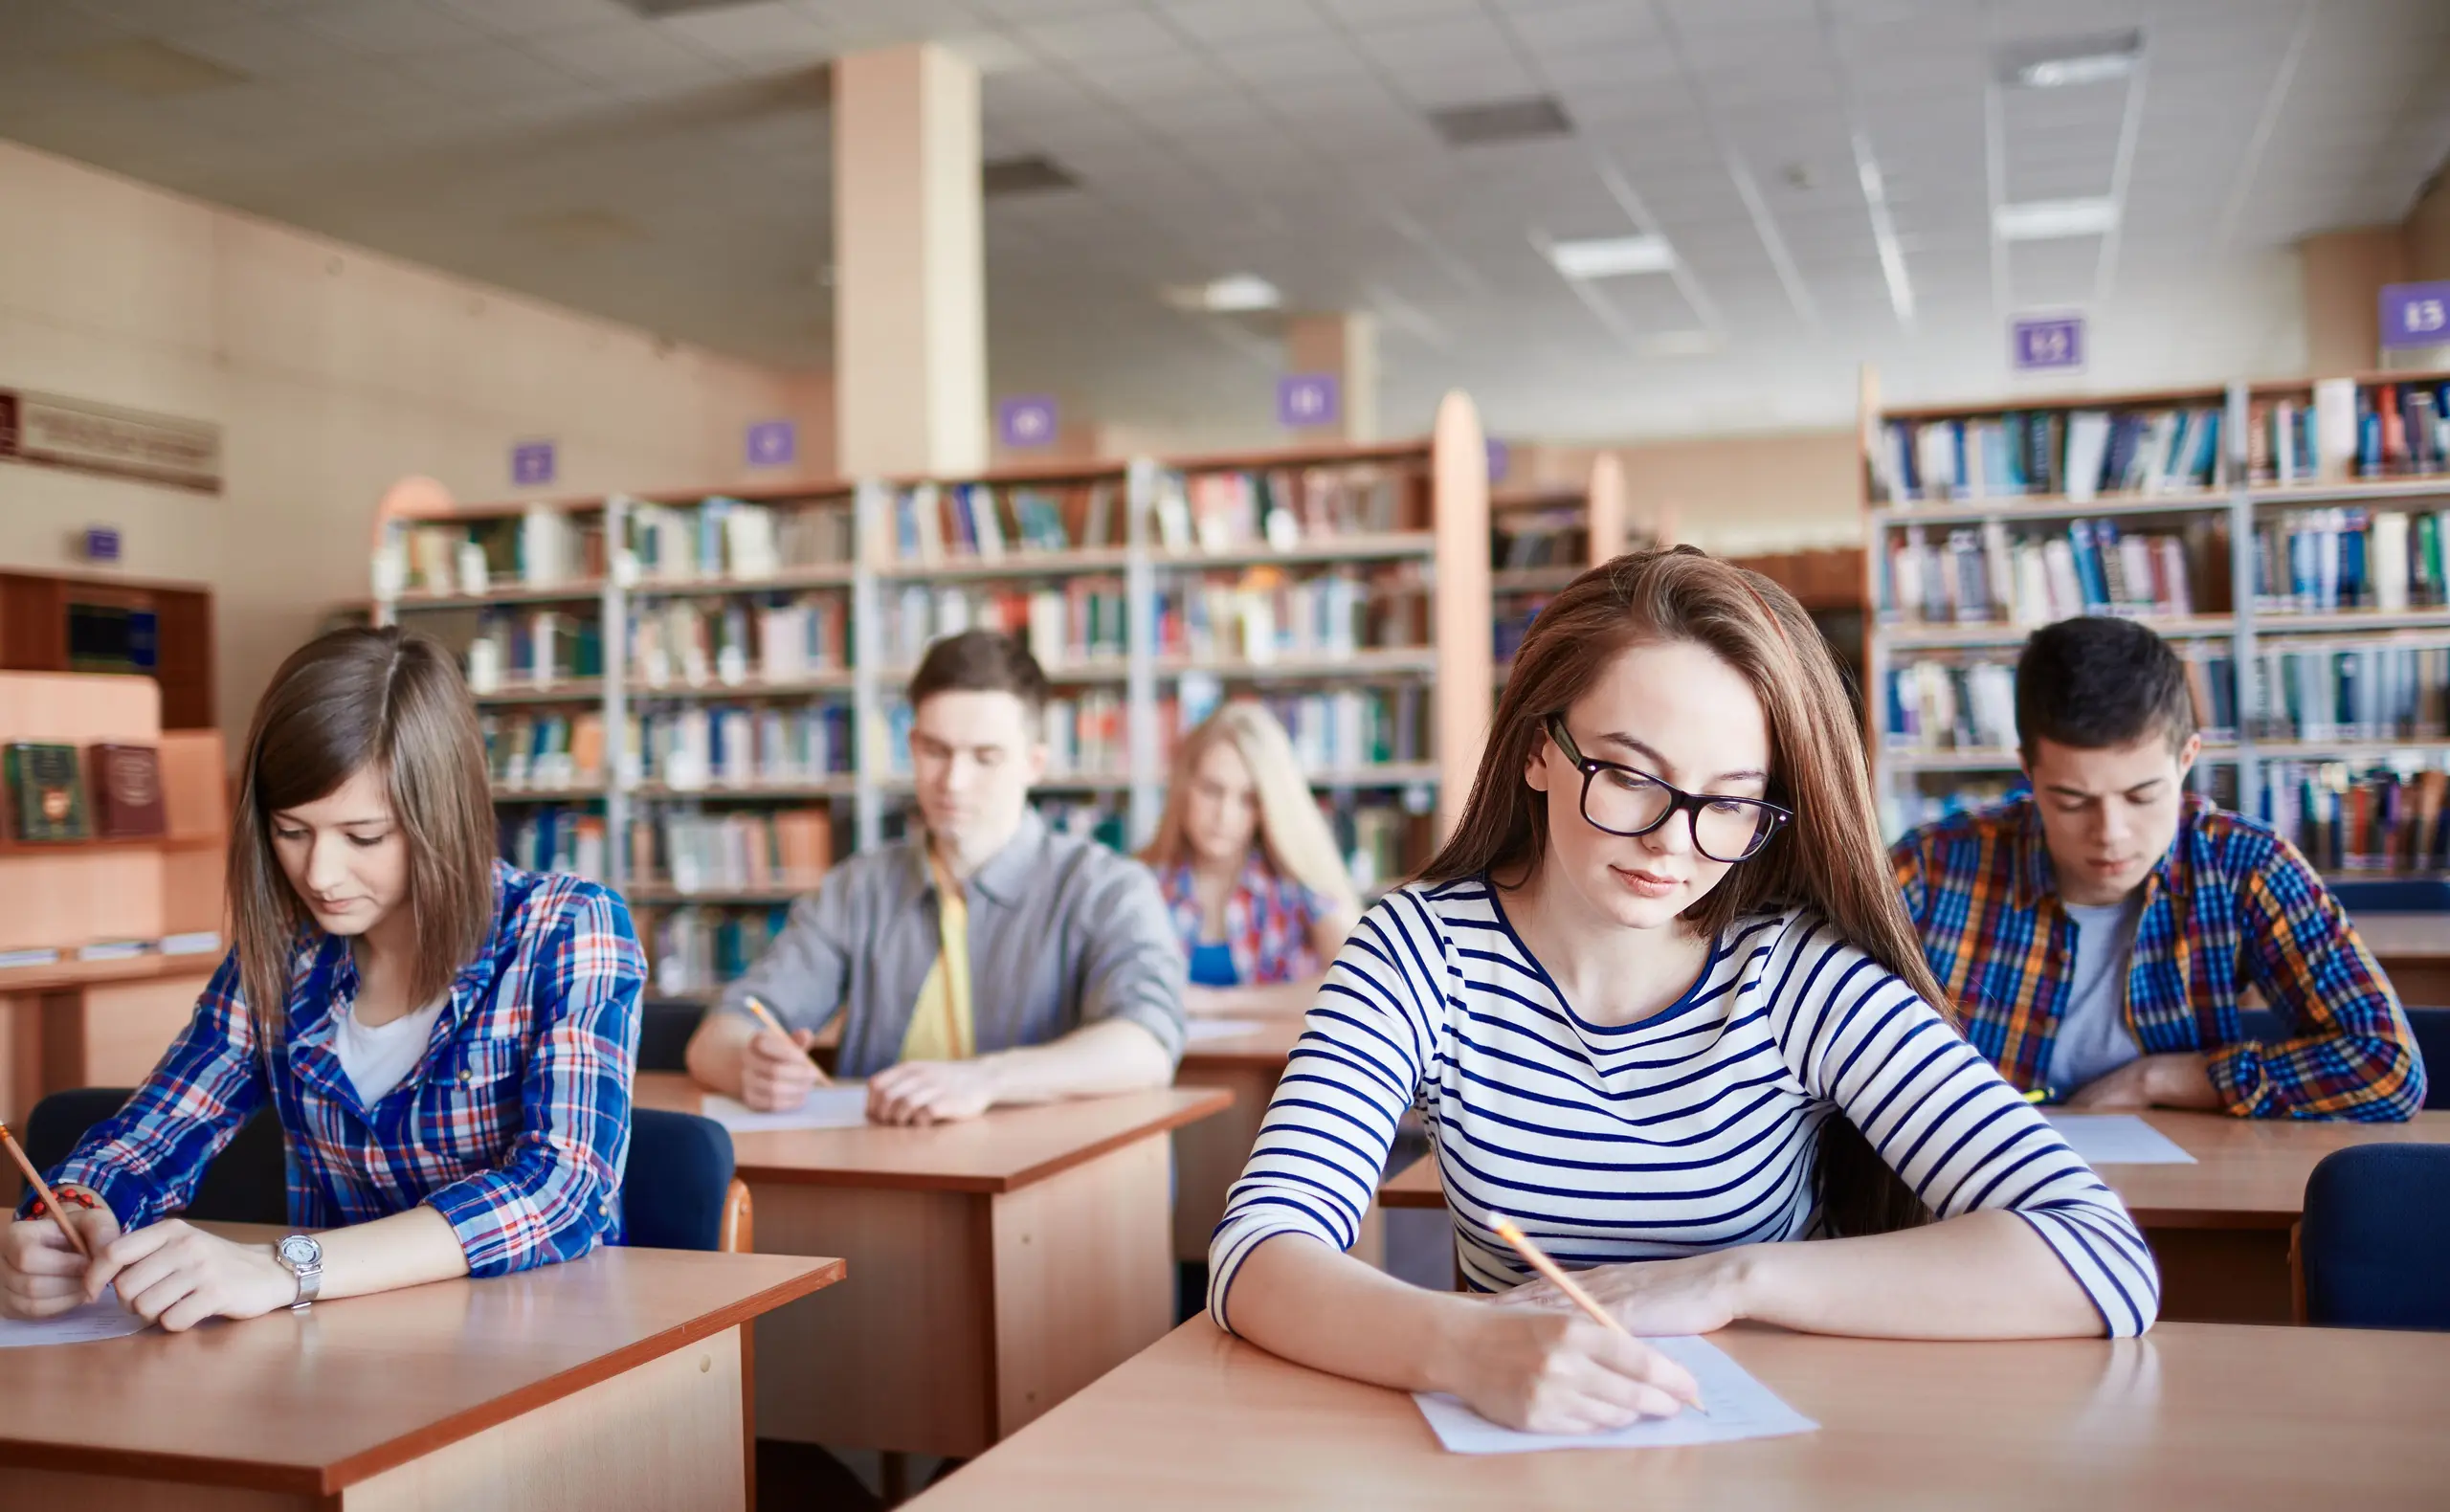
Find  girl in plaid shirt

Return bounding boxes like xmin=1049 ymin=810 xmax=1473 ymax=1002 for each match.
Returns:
xmin=0 ymin=628 xmax=644 ymax=1331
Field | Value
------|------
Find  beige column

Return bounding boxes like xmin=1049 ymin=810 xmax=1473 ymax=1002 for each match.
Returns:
xmin=1283 ymin=312 xmax=1378 ymax=443
xmin=2299 ymin=227 xmax=2407 ymax=376
xmin=833 ymin=44 xmax=987 ymax=477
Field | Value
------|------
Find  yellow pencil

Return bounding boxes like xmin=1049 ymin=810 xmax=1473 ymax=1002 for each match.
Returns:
xmin=1489 ymin=1214 xmax=1705 ymax=1416
xmin=0 ymin=1121 xmax=89 ymax=1259
xmin=741 ymin=994 xmax=792 ymax=1041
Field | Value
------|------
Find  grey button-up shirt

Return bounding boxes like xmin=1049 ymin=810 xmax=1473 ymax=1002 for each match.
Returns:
xmin=716 ymin=808 xmax=1188 ymax=1076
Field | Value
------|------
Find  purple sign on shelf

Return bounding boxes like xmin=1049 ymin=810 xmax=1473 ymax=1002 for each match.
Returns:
xmin=511 ymin=440 xmax=556 ymax=488
xmin=82 ymin=526 xmax=120 ymax=564
xmin=1278 ymin=372 xmax=1341 ymax=429
xmin=746 ymin=419 xmax=796 ymax=467
xmin=2011 ymin=314 xmax=2084 ymax=372
xmin=2380 ymin=282 xmax=2450 ymax=349
xmin=1485 ymin=437 xmax=1510 ymax=483
xmin=997 ymin=395 xmax=1058 ymax=449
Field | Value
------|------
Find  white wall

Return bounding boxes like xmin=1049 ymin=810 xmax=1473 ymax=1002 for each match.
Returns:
xmin=0 ymin=139 xmax=834 ymax=738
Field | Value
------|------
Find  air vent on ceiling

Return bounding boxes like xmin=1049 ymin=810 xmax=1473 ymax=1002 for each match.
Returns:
xmin=1426 ymin=95 xmax=1572 ymax=148
xmin=617 ymin=0 xmax=765 ymax=16
xmin=67 ymin=39 xmax=248 ymax=99
xmin=983 ymin=155 xmax=1079 ymax=197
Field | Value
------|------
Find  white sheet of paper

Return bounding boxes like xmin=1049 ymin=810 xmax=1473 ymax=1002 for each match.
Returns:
xmin=700 ymin=1087 xmax=872 ymax=1133
xmin=1184 ymin=1017 xmax=1270 ymax=1045
xmin=0 ymin=1288 xmax=152 ymax=1347
xmin=2041 ymin=1113 xmax=2197 ymax=1166
xmin=1413 ymin=1335 xmax=1817 ymax=1454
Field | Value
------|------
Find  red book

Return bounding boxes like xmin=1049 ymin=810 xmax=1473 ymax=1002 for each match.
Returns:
xmin=87 ymin=744 xmax=167 ymax=838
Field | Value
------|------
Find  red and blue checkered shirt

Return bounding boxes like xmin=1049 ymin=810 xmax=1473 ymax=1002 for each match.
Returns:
xmin=1891 ymin=793 xmax=2423 ymax=1120
xmin=1155 ymin=856 xmax=1333 ymax=987
xmin=40 ymin=862 xmax=645 ymax=1275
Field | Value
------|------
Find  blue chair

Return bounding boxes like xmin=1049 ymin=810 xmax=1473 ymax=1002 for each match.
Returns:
xmin=637 ymin=997 xmax=707 ymax=1075
xmin=2296 ymin=1144 xmax=2450 ymax=1329
xmin=2329 ymin=879 xmax=2450 ymax=912
xmin=24 ymin=1087 xmax=288 ymax=1225
xmin=620 ymin=1108 xmax=751 ymax=1253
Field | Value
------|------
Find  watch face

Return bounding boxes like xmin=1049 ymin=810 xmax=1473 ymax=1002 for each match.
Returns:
xmin=278 ymin=1235 xmax=321 ymax=1267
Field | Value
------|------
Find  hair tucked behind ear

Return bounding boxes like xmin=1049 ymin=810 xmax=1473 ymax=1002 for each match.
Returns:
xmin=1421 ymin=546 xmax=1956 ymax=1237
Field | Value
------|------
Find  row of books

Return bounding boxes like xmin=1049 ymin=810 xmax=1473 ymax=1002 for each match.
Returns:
xmin=1495 ymin=595 xmax=1551 ymax=665
xmin=1325 ymin=794 xmax=1429 ymax=895
xmin=1149 ymin=465 xmax=1417 ymax=553
xmin=627 ymin=808 xmax=833 ymax=896
xmin=392 ymin=508 xmax=598 ymax=594
xmin=2252 ymin=508 xmax=2450 ymax=614
xmin=500 ymin=805 xmax=609 ymax=881
xmin=482 ymin=712 xmax=606 ymax=790
xmin=1880 ymin=519 xmax=2216 ymax=626
xmin=625 ymin=496 xmax=852 ymax=581
xmin=1493 ymin=508 xmax=1589 ymax=572
xmin=881 ymin=580 xmax=1129 ymax=671
xmin=467 ymin=611 xmax=604 ymax=693
xmin=648 ymin=905 xmax=788 ymax=997
xmin=891 ymin=480 xmax=1124 ymax=563
xmin=1153 ymin=567 xmax=1427 ymax=663
xmin=1225 ymin=689 xmax=1431 ymax=775
xmin=634 ymin=705 xmax=854 ymax=789
xmin=2247 ymin=643 xmax=2450 ymax=745
xmin=1882 ymin=652 xmax=2240 ymax=754
xmin=2254 ymin=760 xmax=2449 ymax=874
xmin=2 ymin=742 xmax=168 ymax=842
xmin=2339 ymin=381 xmax=2450 ymax=478
xmin=630 ymin=595 xmax=851 ymax=689
xmin=1873 ymin=407 xmax=2227 ymax=504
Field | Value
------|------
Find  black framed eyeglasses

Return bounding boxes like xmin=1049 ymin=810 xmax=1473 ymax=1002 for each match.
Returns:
xmin=1543 ymin=715 xmax=1792 ymax=863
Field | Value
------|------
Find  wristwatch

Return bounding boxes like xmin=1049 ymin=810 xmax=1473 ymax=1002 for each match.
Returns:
xmin=275 ymin=1234 xmax=323 ymax=1311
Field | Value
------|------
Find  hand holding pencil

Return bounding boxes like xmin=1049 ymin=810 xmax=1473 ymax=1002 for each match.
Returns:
xmin=0 ymin=1123 xmax=122 ymax=1321
xmin=738 ymin=996 xmax=832 ymax=1112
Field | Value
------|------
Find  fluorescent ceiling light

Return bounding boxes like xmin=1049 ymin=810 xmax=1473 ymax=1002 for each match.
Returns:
xmin=1852 ymin=132 xmax=1915 ymax=325
xmin=1999 ymin=30 xmax=2143 ymax=89
xmin=1994 ymin=197 xmax=2119 ymax=241
xmin=1546 ymin=234 xmax=1675 ymax=280
xmin=1163 ymin=275 xmax=1281 ymax=313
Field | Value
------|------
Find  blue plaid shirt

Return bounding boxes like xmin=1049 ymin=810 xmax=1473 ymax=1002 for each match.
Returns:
xmin=1892 ymin=794 xmax=2423 ymax=1121
xmin=39 ymin=862 xmax=644 ymax=1276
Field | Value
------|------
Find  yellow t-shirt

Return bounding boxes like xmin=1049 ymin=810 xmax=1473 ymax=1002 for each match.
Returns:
xmin=898 ymin=851 xmax=974 ymax=1061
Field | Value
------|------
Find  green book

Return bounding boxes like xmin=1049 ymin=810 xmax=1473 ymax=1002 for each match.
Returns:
xmin=5 ymin=743 xmax=90 ymax=842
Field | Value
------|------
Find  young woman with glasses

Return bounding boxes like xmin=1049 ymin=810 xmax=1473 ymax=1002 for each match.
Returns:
xmin=1206 ymin=548 xmax=2157 ymax=1433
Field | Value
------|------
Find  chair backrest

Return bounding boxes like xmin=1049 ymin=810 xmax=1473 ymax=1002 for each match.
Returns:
xmin=637 ymin=997 xmax=707 ymax=1075
xmin=2331 ymin=880 xmax=2450 ymax=912
xmin=25 ymin=1088 xmax=289 ymax=1226
xmin=2238 ymin=1007 xmax=2446 ymax=1111
xmin=619 ymin=1108 xmax=738 ymax=1253
xmin=2299 ymin=1144 xmax=2450 ymax=1330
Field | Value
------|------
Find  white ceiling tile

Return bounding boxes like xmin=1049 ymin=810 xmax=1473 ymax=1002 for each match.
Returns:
xmin=292 ymin=1 xmax=501 ymax=57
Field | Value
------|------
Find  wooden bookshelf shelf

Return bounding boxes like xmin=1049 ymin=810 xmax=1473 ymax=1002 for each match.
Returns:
xmin=1158 ymin=649 xmax=1439 ymax=680
xmin=1882 ymin=614 xmax=2237 ymax=650
xmin=630 ymin=673 xmax=856 ymax=700
xmin=0 ymin=949 xmax=222 ymax=996
xmin=1306 ymin=763 xmax=1440 ymax=788
xmin=2255 ymin=738 xmax=2450 ymax=759
xmin=876 ymin=547 xmax=1133 ymax=580
xmin=387 ymin=581 xmax=606 ymax=611
xmin=472 ymin=679 xmax=604 ymax=705
xmin=2247 ymin=478 xmax=2450 ymax=506
xmin=626 ymin=565 xmax=858 ymax=596
xmin=629 ymin=778 xmax=855 ymax=801
xmin=1149 ymin=532 xmax=1437 ymax=569
xmin=879 ymin=659 xmax=1129 ymax=685
xmin=490 ymin=783 xmax=607 ymax=801
xmin=1868 ymin=492 xmax=2231 ymax=529
xmin=620 ymin=883 xmax=815 ymax=907
xmin=2254 ymin=610 xmax=2450 ymax=635
xmin=1886 ymin=744 xmax=2245 ymax=774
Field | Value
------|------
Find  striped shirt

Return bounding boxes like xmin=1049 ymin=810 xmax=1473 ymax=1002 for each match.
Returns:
xmin=1892 ymin=793 xmax=2422 ymax=1120
xmin=37 ymin=862 xmax=644 ymax=1278
xmin=1210 ymin=878 xmax=2160 ymax=1338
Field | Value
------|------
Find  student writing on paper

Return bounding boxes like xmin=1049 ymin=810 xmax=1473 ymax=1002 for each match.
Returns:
xmin=1892 ymin=617 xmax=2424 ymax=1119
xmin=1141 ymin=702 xmax=1362 ymax=1016
xmin=686 ymin=632 xmax=1186 ymax=1124
xmin=1210 ymin=550 xmax=2158 ymax=1435
xmin=0 ymin=629 xmax=643 ymax=1330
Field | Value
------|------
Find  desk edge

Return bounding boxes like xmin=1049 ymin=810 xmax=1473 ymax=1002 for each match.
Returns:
xmin=735 ymin=1086 xmax=1236 ymax=1195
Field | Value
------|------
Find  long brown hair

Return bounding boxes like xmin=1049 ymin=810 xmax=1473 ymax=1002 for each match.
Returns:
xmin=1141 ymin=701 xmax=1360 ymax=916
xmin=1421 ymin=547 xmax=1954 ymax=1236
xmin=228 ymin=627 xmax=498 ymax=1046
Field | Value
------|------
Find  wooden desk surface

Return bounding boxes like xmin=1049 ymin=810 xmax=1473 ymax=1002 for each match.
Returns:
xmin=2356 ymin=912 xmax=2447 ymax=961
xmin=635 ymin=1073 xmax=1234 ymax=1193
xmin=1178 ymin=1015 xmax=1305 ymax=1071
xmin=907 ymin=1317 xmax=2450 ymax=1511
xmin=0 ymin=1243 xmax=842 ymax=1498
xmin=1379 ymin=1110 xmax=2450 ymax=1227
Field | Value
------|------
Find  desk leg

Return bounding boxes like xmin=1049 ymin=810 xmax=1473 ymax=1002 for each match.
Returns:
xmin=1170 ymin=1065 xmax=1275 ymax=1262
xmin=2147 ymin=1227 xmax=2295 ymax=1324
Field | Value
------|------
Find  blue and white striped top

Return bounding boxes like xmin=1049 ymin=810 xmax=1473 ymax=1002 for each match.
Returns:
xmin=1209 ymin=878 xmax=2161 ymax=1337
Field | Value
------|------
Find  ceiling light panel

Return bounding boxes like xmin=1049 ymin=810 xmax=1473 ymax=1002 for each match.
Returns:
xmin=1993 ymin=197 xmax=2120 ymax=241
xmin=1545 ymin=234 xmax=1676 ymax=279
xmin=1996 ymin=31 xmax=2144 ymax=90
xmin=1427 ymin=95 xmax=1574 ymax=148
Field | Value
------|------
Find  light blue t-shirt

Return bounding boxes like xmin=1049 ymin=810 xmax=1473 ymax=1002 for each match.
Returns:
xmin=2047 ymin=894 xmax=2148 ymax=1094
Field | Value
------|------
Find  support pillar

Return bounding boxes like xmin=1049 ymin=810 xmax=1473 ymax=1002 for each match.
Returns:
xmin=1283 ymin=312 xmax=1378 ymax=443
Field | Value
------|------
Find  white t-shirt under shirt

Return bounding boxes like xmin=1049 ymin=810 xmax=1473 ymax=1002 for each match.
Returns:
xmin=2046 ymin=893 xmax=2149 ymax=1095
xmin=332 ymin=994 xmax=448 ymax=1106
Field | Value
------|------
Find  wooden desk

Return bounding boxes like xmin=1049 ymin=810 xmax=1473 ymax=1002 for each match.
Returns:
xmin=637 ymin=1075 xmax=1234 ymax=1460
xmin=0 ymin=1239 xmax=842 ymax=1510
xmin=1379 ymin=1111 xmax=2450 ymax=1323
xmin=905 ymin=1317 xmax=2450 ymax=1511
xmin=1172 ymin=1017 xmax=1303 ymax=1261
xmin=2358 ymin=912 xmax=2448 ymax=1002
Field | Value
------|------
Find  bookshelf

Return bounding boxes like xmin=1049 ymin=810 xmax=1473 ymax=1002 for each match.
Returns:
xmin=1492 ymin=453 xmax=1631 ymax=681
xmin=1861 ymin=367 xmax=2450 ymax=878
xmin=368 ymin=391 xmax=1495 ymax=994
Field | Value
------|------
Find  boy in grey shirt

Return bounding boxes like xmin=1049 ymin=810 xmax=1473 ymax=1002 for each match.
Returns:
xmin=684 ymin=631 xmax=1186 ymax=1124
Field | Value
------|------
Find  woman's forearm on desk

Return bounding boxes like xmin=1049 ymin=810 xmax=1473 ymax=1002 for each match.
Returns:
xmin=321 ymin=1204 xmax=473 ymax=1300
xmin=983 ymin=1016 xmax=1176 ymax=1104
xmin=1738 ymin=1209 xmax=2108 ymax=1338
xmin=1185 ymin=978 xmax=1323 ymax=1016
